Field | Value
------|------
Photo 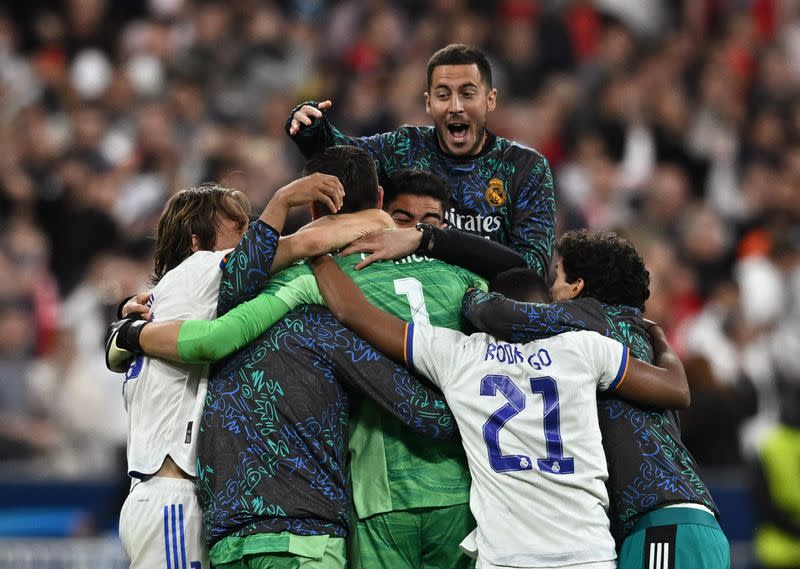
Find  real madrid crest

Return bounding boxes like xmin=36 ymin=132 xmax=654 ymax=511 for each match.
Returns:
xmin=485 ymin=178 xmax=506 ymax=207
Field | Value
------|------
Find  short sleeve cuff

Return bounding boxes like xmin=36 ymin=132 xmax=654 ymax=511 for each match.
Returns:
xmin=608 ymin=344 xmax=630 ymax=391
xmin=251 ymin=218 xmax=281 ymax=239
xmin=404 ymin=323 xmax=415 ymax=371
xmin=220 ymin=220 xmax=280 ymax=270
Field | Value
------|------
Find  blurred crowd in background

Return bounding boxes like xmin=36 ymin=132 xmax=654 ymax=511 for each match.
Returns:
xmin=0 ymin=0 xmax=799 ymax=552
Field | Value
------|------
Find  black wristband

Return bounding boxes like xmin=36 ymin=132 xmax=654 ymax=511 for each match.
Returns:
xmin=415 ymin=223 xmax=436 ymax=255
xmin=116 ymin=319 xmax=149 ymax=352
xmin=285 ymin=100 xmax=320 ymax=135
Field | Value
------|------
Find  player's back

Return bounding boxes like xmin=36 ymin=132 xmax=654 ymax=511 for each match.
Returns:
xmin=342 ymin=252 xmax=480 ymax=328
xmin=123 ymin=249 xmax=226 ymax=478
xmin=340 ymin=254 xmax=484 ymax=511
xmin=411 ymin=327 xmax=627 ymax=567
xmin=264 ymin=253 xmax=485 ymax=516
xmin=266 ymin=252 xmax=482 ymax=328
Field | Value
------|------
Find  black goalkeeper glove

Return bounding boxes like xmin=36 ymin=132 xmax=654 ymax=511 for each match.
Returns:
xmin=105 ymin=317 xmax=149 ymax=373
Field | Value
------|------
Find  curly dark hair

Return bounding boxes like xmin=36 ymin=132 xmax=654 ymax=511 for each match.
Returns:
xmin=556 ymin=230 xmax=650 ymax=311
xmin=383 ymin=168 xmax=451 ymax=208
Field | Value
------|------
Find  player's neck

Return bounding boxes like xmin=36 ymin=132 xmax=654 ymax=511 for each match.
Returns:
xmin=435 ymin=129 xmax=492 ymax=159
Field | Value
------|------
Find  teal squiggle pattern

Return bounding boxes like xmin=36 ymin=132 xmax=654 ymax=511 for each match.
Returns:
xmin=196 ymin=306 xmax=457 ymax=545
xmin=293 ymin=110 xmax=556 ymax=280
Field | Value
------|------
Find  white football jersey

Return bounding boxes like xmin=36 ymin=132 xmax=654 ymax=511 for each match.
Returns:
xmin=123 ymin=250 xmax=228 ymax=478
xmin=406 ymin=324 xmax=630 ymax=568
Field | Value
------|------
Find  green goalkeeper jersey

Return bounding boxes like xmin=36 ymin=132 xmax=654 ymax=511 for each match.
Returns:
xmin=266 ymin=253 xmax=485 ymax=518
xmin=176 ymin=253 xmax=487 ymax=518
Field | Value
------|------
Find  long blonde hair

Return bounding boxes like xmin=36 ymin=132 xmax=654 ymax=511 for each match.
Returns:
xmin=150 ymin=184 xmax=250 ymax=285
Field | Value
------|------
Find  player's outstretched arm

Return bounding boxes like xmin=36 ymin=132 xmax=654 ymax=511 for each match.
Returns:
xmin=340 ymin=225 xmax=525 ymax=278
xmin=285 ymin=99 xmax=400 ymax=165
xmin=338 ymin=227 xmax=424 ymax=269
xmin=422 ymin=227 xmax=526 ymax=280
xmin=105 ymin=291 xmax=293 ymax=367
xmin=273 ymin=210 xmax=394 ymax=274
xmin=461 ymin=290 xmax=552 ymax=342
xmin=615 ymin=322 xmax=690 ymax=409
xmin=310 ymin=255 xmax=406 ymax=362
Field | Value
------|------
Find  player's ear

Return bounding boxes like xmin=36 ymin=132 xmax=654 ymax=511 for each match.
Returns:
xmin=377 ymin=186 xmax=384 ymax=210
xmin=424 ymin=92 xmax=431 ymax=115
xmin=487 ymin=88 xmax=497 ymax=112
xmin=567 ymin=277 xmax=584 ymax=299
xmin=191 ymin=234 xmax=200 ymax=252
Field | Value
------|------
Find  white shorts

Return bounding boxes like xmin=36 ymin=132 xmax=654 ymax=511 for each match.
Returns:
xmin=119 ymin=476 xmax=210 ymax=569
xmin=476 ymin=560 xmax=616 ymax=569
xmin=463 ymin=530 xmax=616 ymax=569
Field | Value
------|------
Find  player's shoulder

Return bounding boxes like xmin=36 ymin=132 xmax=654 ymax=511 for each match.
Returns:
xmin=151 ymin=250 xmax=225 ymax=314
xmin=392 ymin=255 xmax=483 ymax=284
xmin=495 ymin=134 xmax=549 ymax=163
xmin=271 ymin=258 xmax=312 ymax=282
xmin=537 ymin=329 xmax=609 ymax=353
xmin=157 ymin=250 xmax=225 ymax=287
xmin=396 ymin=124 xmax=432 ymax=136
xmin=392 ymin=125 xmax=435 ymax=144
xmin=446 ymin=262 xmax=487 ymax=290
xmin=414 ymin=320 xmax=471 ymax=347
xmin=183 ymin=248 xmax=228 ymax=267
xmin=557 ymin=297 xmax=610 ymax=325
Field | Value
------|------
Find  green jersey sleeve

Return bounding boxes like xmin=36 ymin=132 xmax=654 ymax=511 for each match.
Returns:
xmin=262 ymin=262 xmax=322 ymax=307
xmin=175 ymin=255 xmax=487 ymax=362
xmin=176 ymin=293 xmax=291 ymax=362
xmin=176 ymin=263 xmax=319 ymax=363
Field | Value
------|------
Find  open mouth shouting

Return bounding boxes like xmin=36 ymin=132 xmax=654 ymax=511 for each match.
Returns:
xmin=448 ymin=122 xmax=469 ymax=138
xmin=447 ymin=122 xmax=470 ymax=142
xmin=444 ymin=121 xmax=473 ymax=152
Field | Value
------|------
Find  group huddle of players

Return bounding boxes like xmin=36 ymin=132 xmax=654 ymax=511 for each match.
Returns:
xmin=105 ymin=44 xmax=730 ymax=569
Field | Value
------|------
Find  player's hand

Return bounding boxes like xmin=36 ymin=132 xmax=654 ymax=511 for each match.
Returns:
xmin=274 ymin=172 xmax=344 ymax=213
xmin=105 ymin=317 xmax=149 ymax=373
xmin=122 ymin=292 xmax=152 ymax=321
xmin=643 ymin=318 xmax=661 ymax=333
xmin=288 ymin=100 xmax=332 ymax=135
xmin=340 ymin=227 xmax=422 ymax=269
xmin=643 ymin=318 xmax=669 ymax=352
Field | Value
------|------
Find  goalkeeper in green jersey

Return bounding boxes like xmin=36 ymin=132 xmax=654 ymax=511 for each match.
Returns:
xmin=109 ymin=147 xmax=535 ymax=569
